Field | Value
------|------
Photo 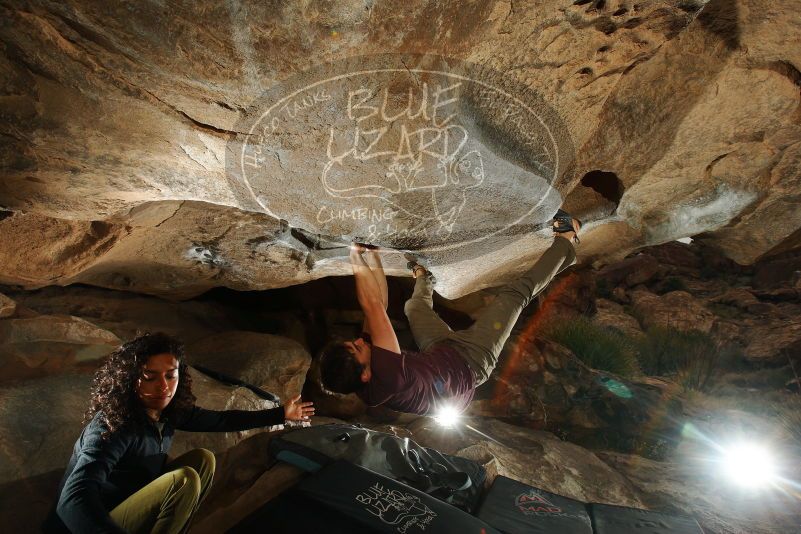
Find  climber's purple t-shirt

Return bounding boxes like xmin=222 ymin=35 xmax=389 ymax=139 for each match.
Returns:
xmin=357 ymin=343 xmax=475 ymax=415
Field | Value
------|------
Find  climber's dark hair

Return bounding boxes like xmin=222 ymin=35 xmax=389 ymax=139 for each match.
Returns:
xmin=319 ymin=339 xmax=365 ymax=395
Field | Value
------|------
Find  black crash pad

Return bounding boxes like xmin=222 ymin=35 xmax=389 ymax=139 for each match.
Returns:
xmin=476 ymin=475 xmax=593 ymax=534
xmin=589 ymin=503 xmax=704 ymax=534
xmin=294 ymin=460 xmax=500 ymax=534
xmin=230 ymin=488 xmax=379 ymax=534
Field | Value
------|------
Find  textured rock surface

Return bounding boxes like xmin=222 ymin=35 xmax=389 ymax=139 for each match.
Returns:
xmin=0 ymin=0 xmax=799 ymax=299
xmin=186 ymin=331 xmax=312 ymax=402
xmin=631 ymin=289 xmax=716 ymax=332
xmin=0 ymin=293 xmax=16 ymax=318
xmin=2 ymin=284 xmax=244 ymax=340
xmin=596 ymin=253 xmax=661 ymax=288
xmin=469 ymin=337 xmax=679 ymax=455
xmin=741 ymin=311 xmax=801 ymax=364
xmin=0 ymin=314 xmax=120 ymax=382
xmin=407 ymin=417 xmax=643 ymax=507
xmin=593 ymin=297 xmax=645 ymax=337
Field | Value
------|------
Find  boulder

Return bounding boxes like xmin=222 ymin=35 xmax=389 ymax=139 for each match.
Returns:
xmin=742 ymin=314 xmax=801 ymax=364
xmin=611 ymin=285 xmax=630 ymax=303
xmin=753 ymin=249 xmax=801 ymax=290
xmin=3 ymin=285 xmax=241 ymax=341
xmin=596 ymin=254 xmax=660 ymax=288
xmin=0 ymin=293 xmax=16 ymax=318
xmin=470 ymin=337 xmax=680 ymax=458
xmin=751 ymin=287 xmax=801 ymax=303
xmin=677 ymin=277 xmax=731 ymax=299
xmin=711 ymin=287 xmax=759 ymax=309
xmin=640 ymin=242 xmax=702 ymax=275
xmin=187 ymin=331 xmax=311 ymax=402
xmin=593 ymin=298 xmax=644 ymax=338
xmin=709 ymin=319 xmax=744 ymax=347
xmin=192 ymin=415 xmax=343 ymax=532
xmin=0 ymin=314 xmax=120 ymax=384
xmin=631 ymin=290 xmax=715 ymax=333
xmin=536 ymin=270 xmax=596 ymax=322
xmin=194 ymin=462 xmax=304 ymax=534
xmin=406 ymin=417 xmax=644 ymax=507
xmin=597 ymin=450 xmax=799 ymax=534
xmin=744 ymin=301 xmax=776 ymax=316
xmin=0 ymin=372 xmax=92 ymax=486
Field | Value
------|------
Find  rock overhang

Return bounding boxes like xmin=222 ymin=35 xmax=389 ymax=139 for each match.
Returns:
xmin=0 ymin=0 xmax=798 ymax=299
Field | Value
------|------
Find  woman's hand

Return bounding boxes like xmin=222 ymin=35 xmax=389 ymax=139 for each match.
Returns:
xmin=283 ymin=395 xmax=315 ymax=422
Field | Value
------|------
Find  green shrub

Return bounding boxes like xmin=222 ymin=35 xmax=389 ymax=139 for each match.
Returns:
xmin=635 ymin=327 xmax=719 ymax=391
xmin=545 ymin=316 xmax=639 ymax=377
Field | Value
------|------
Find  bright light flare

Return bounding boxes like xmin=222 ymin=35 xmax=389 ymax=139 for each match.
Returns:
xmin=434 ymin=405 xmax=461 ymax=428
xmin=722 ymin=442 xmax=777 ymax=488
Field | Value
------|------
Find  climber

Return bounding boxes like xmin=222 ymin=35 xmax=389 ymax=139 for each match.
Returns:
xmin=44 ymin=332 xmax=314 ymax=534
xmin=319 ymin=210 xmax=581 ymax=416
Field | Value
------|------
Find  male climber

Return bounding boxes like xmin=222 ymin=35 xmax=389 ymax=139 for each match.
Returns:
xmin=319 ymin=210 xmax=581 ymax=415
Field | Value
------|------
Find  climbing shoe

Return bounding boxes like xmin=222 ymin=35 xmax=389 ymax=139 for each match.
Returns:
xmin=552 ymin=209 xmax=581 ymax=244
xmin=405 ymin=255 xmax=437 ymax=284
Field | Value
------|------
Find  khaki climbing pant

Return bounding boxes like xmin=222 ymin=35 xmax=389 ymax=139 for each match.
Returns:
xmin=110 ymin=448 xmax=215 ymax=534
xmin=404 ymin=237 xmax=576 ymax=386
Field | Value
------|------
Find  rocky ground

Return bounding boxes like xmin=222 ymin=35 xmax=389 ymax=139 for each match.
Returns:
xmin=0 ymin=239 xmax=799 ymax=533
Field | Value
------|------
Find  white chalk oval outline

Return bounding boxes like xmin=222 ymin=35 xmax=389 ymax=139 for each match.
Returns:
xmin=239 ymin=61 xmax=561 ymax=254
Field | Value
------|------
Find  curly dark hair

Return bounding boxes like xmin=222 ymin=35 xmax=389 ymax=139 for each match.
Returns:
xmin=319 ymin=339 xmax=365 ymax=394
xmin=83 ymin=332 xmax=196 ymax=439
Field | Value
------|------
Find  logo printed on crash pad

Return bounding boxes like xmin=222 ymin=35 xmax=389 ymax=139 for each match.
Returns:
xmin=515 ymin=490 xmax=562 ymax=515
xmin=355 ymin=483 xmax=437 ymax=532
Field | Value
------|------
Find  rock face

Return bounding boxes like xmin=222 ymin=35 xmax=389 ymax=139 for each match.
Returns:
xmin=187 ymin=331 xmax=312 ymax=402
xmin=596 ymin=254 xmax=661 ymax=288
xmin=631 ymin=289 xmax=716 ymax=333
xmin=2 ymin=284 xmax=245 ymax=341
xmin=407 ymin=417 xmax=644 ymax=507
xmin=0 ymin=314 xmax=120 ymax=382
xmin=0 ymin=293 xmax=16 ymax=318
xmin=741 ymin=311 xmax=801 ymax=364
xmin=470 ymin=337 xmax=680 ymax=456
xmin=593 ymin=297 xmax=644 ymax=338
xmin=0 ymin=0 xmax=799 ymax=299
